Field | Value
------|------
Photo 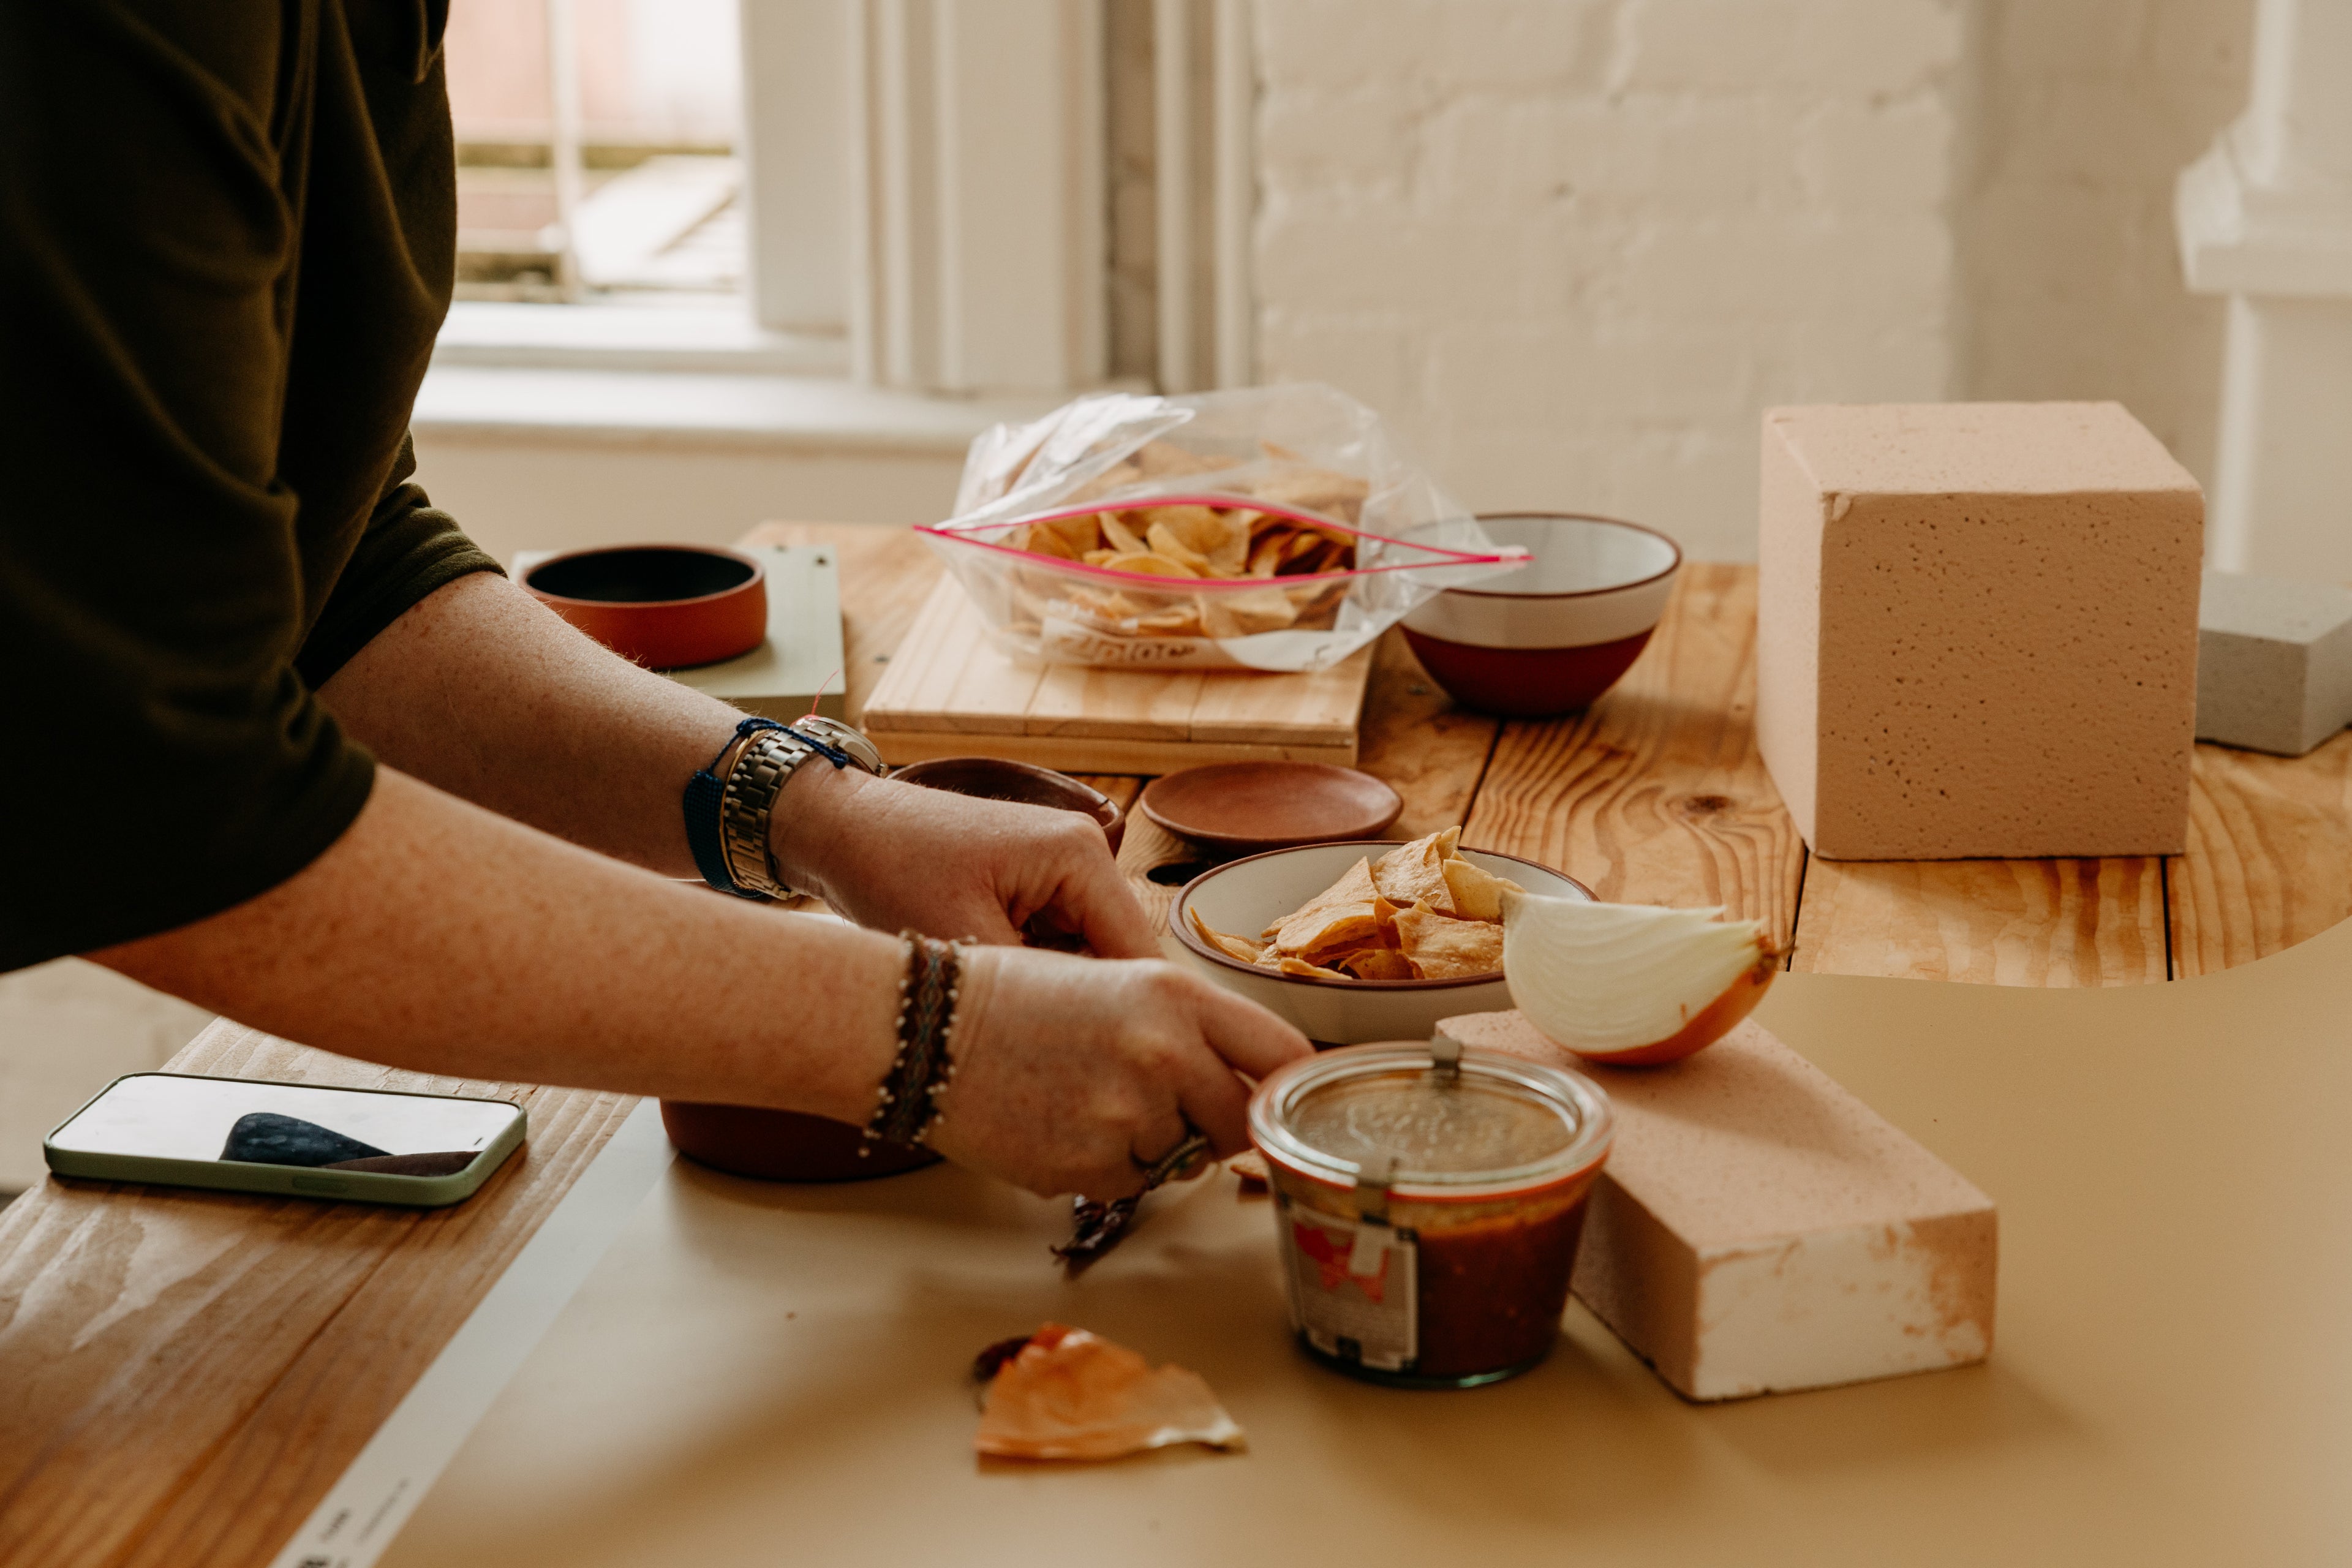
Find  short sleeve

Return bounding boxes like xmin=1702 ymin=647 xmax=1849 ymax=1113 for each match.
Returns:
xmin=296 ymin=437 xmax=503 ymax=688
xmin=0 ymin=1 xmax=404 ymax=968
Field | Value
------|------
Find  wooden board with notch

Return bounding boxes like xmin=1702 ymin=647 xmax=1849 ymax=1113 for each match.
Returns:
xmin=859 ymin=578 xmax=1374 ymax=772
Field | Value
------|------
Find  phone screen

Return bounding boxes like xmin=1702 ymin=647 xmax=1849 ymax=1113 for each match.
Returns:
xmin=51 ymin=1074 xmax=521 ymax=1178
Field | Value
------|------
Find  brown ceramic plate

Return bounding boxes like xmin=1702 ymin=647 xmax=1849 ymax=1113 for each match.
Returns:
xmin=891 ymin=757 xmax=1125 ymax=854
xmin=1140 ymin=763 xmax=1403 ymax=853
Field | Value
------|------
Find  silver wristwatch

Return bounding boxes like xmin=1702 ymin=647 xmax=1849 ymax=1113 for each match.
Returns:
xmin=716 ymin=718 xmax=886 ymax=899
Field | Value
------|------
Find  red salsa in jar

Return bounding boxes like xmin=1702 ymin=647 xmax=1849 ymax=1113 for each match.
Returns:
xmin=1248 ymin=1037 xmax=1614 ymax=1388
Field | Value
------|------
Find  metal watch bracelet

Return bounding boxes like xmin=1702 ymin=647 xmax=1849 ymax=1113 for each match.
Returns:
xmin=714 ymin=718 xmax=885 ymax=900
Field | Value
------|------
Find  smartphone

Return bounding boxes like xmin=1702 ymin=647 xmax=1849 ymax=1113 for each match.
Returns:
xmin=45 ymin=1072 xmax=526 ymax=1207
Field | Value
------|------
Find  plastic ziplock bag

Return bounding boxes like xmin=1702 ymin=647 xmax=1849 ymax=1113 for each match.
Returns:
xmin=920 ymin=384 xmax=1526 ymax=673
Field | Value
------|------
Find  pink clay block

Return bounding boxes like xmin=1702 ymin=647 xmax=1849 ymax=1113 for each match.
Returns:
xmin=1756 ymin=402 xmax=2203 ymax=859
xmin=1440 ymin=1010 xmax=1997 ymax=1401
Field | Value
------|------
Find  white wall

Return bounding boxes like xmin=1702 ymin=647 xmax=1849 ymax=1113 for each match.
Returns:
xmin=408 ymin=432 xmax=967 ymax=565
xmin=1248 ymin=0 xmax=2256 ymax=562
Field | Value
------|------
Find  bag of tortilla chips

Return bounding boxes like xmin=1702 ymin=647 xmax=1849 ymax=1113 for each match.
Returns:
xmin=919 ymin=384 xmax=1525 ymax=672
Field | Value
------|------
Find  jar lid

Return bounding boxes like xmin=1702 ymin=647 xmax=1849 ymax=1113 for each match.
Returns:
xmin=1248 ymin=1036 xmax=1614 ymax=1202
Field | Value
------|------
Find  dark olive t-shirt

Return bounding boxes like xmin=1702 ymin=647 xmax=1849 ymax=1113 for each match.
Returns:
xmin=1 ymin=0 xmax=500 ymax=968
xmin=0 ymin=0 xmax=499 ymax=970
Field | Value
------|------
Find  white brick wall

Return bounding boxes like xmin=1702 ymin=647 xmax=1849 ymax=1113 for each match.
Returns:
xmin=1250 ymin=0 xmax=2250 ymax=561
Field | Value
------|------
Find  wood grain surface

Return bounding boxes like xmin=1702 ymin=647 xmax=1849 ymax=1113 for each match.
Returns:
xmin=860 ymin=580 xmax=1370 ymax=769
xmin=0 ymin=1023 xmax=631 ymax=1568
xmin=1460 ymin=563 xmax=1808 ymax=951
xmin=1790 ymin=855 xmax=2169 ymax=985
xmin=1355 ymin=628 xmax=1502 ymax=840
xmin=2172 ymin=731 xmax=2352 ymax=979
xmin=737 ymin=522 xmax=941 ymax=725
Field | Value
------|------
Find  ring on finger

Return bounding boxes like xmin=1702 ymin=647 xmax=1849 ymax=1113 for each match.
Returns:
xmin=1131 ymin=1125 xmax=1212 ymax=1189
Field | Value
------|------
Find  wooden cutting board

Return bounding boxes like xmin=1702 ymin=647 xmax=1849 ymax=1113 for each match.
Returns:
xmin=862 ymin=579 xmax=1373 ymax=772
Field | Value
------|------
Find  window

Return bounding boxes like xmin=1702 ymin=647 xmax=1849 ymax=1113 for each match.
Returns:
xmin=432 ymin=0 xmax=1256 ymax=401
xmin=445 ymin=0 xmax=747 ymax=301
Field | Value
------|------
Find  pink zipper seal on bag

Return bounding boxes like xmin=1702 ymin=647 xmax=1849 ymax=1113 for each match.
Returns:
xmin=919 ymin=493 xmax=1529 ymax=589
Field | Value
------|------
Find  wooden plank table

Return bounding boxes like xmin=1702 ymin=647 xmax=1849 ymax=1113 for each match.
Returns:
xmin=4 ymin=521 xmax=2346 ymax=1568
xmin=745 ymin=521 xmax=2350 ymax=984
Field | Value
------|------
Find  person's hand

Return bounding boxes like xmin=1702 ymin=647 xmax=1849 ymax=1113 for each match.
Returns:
xmin=924 ymin=945 xmax=1313 ymax=1200
xmin=771 ymin=767 xmax=1159 ymax=958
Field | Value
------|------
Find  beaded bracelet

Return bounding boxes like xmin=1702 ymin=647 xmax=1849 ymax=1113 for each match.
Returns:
xmin=863 ymin=933 xmax=966 ymax=1153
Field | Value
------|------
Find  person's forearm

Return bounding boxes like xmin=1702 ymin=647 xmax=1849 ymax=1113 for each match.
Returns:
xmin=91 ymin=768 xmax=916 ymax=1119
xmin=317 ymin=571 xmax=744 ymax=878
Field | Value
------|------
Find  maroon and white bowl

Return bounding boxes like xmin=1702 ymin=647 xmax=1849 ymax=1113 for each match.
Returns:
xmin=1403 ymin=514 xmax=1681 ymax=717
xmin=1169 ymin=840 xmax=1592 ymax=1046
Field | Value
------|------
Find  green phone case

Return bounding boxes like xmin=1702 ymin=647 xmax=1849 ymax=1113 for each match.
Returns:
xmin=43 ymin=1072 xmax=528 ymax=1208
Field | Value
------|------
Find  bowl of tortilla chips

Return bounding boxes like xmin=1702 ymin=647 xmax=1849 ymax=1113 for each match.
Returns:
xmin=1169 ymin=829 xmax=1592 ymax=1046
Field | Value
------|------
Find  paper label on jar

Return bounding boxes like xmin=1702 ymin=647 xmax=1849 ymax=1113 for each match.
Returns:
xmin=1276 ymin=1194 xmax=1418 ymax=1373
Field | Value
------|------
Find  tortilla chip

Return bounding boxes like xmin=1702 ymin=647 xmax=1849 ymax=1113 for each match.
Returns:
xmin=1144 ymin=521 xmax=1214 ymax=575
xmin=1068 ymin=586 xmax=1140 ymax=621
xmin=1263 ymin=856 xmax=1379 ymax=939
xmin=1274 ymin=899 xmax=1384 ymax=957
xmin=1335 ymin=947 xmax=1418 ymax=981
xmin=1137 ymin=507 xmax=1248 ymax=573
xmin=1068 ymin=458 xmax=1145 ymax=503
xmin=1442 ymin=856 xmax=1525 ymax=922
xmin=1101 ymin=551 xmax=1199 ymax=579
xmin=1187 ymin=907 xmax=1264 ymax=965
xmin=1371 ymin=827 xmax=1461 ymax=912
xmin=1100 ymin=513 xmax=1150 ymax=554
xmin=1133 ymin=440 xmax=1234 ymax=478
xmin=1200 ymin=586 xmax=1302 ymax=638
xmin=1022 ymin=525 xmax=1079 ymax=560
xmin=1393 ymin=902 xmax=1506 ymax=979
xmin=1242 ymin=465 xmax=1372 ymax=525
xmin=1275 ymin=956 xmax=1351 ymax=980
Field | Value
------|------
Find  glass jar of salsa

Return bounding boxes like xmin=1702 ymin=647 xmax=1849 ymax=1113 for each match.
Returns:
xmin=1248 ymin=1035 xmax=1614 ymax=1389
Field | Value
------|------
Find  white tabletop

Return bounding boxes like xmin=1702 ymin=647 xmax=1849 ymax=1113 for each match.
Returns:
xmin=380 ymin=920 xmax=2352 ymax=1567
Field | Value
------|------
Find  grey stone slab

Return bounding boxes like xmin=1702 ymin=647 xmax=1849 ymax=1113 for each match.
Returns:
xmin=2196 ymin=570 xmax=2352 ymax=755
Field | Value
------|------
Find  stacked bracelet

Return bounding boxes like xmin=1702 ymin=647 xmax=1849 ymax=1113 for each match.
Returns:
xmin=864 ymin=933 xmax=966 ymax=1152
xmin=682 ymin=715 xmax=876 ymax=900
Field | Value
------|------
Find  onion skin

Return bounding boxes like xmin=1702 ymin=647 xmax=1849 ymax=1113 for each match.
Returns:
xmin=1553 ymin=946 xmax=1781 ymax=1067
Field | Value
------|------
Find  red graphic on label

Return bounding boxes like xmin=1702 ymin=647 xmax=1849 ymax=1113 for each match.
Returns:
xmin=1292 ymin=1220 xmax=1388 ymax=1303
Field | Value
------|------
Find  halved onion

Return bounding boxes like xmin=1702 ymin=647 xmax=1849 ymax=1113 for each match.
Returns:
xmin=1499 ymin=890 xmax=1779 ymax=1065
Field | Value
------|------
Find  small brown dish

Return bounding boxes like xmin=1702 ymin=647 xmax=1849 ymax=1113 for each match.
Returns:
xmin=892 ymin=756 xmax=1126 ymax=854
xmin=658 ymin=1102 xmax=939 ymax=1183
xmin=522 ymin=544 xmax=768 ymax=671
xmin=1140 ymin=763 xmax=1403 ymax=853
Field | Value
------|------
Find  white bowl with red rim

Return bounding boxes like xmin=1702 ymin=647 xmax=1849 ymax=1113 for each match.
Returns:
xmin=1401 ymin=513 xmax=1681 ymax=717
xmin=1167 ymin=840 xmax=1593 ymax=1046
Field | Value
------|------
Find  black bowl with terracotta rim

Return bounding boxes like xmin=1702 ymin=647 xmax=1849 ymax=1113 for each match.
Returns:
xmin=1167 ymin=840 xmax=1593 ymax=1046
xmin=1401 ymin=513 xmax=1681 ymax=717
xmin=522 ymin=544 xmax=769 ymax=671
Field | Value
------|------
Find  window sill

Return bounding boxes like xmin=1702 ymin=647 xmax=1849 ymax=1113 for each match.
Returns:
xmin=433 ymin=300 xmax=850 ymax=375
xmin=412 ymin=364 xmax=1063 ymax=455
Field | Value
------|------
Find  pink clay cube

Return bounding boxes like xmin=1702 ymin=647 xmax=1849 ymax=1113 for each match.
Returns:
xmin=1756 ymin=402 xmax=2203 ymax=860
